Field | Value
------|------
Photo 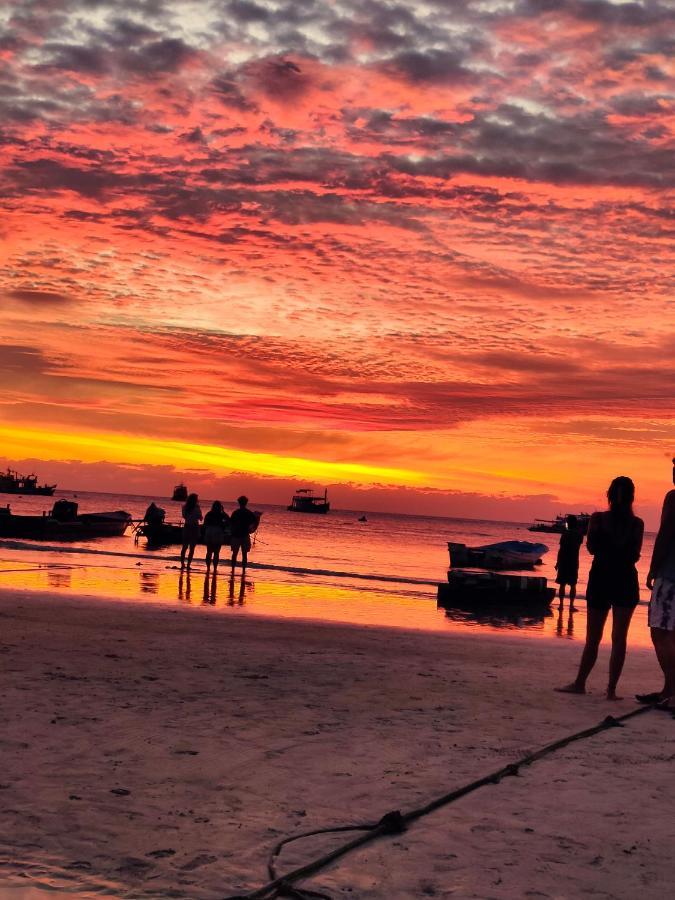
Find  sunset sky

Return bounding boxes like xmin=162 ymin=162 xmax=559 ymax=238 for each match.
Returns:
xmin=1 ymin=0 xmax=674 ymax=524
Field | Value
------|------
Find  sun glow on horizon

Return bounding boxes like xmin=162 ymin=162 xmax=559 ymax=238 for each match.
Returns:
xmin=0 ymin=426 xmax=426 ymax=488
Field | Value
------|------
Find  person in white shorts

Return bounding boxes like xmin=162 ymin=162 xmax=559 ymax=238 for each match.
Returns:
xmin=639 ymin=459 xmax=675 ymax=707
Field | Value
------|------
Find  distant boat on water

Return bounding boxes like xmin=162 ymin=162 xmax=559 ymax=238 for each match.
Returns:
xmin=0 ymin=468 xmax=56 ymax=496
xmin=172 ymin=483 xmax=188 ymax=502
xmin=528 ymin=513 xmax=591 ymax=535
xmin=288 ymin=488 xmax=330 ymax=514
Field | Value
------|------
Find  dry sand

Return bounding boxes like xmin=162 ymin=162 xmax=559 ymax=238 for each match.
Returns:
xmin=0 ymin=587 xmax=673 ymax=900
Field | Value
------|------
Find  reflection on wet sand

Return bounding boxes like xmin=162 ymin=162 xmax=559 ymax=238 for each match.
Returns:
xmin=438 ymin=600 xmax=553 ymax=631
xmin=178 ymin=570 xmax=192 ymax=603
xmin=139 ymin=572 xmax=159 ymax=594
xmin=189 ymin=571 xmax=254 ymax=606
xmin=47 ymin=567 xmax=72 ymax=590
xmin=556 ymin=606 xmax=576 ymax=638
xmin=228 ymin=574 xmax=253 ymax=606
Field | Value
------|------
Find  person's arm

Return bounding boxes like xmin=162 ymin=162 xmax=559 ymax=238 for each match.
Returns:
xmin=585 ymin=512 xmax=602 ymax=556
xmin=630 ymin=517 xmax=644 ymax=564
xmin=648 ymin=491 xmax=675 ymax=588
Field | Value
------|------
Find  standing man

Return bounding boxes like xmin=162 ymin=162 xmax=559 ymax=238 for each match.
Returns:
xmin=639 ymin=458 xmax=675 ymax=706
xmin=230 ymin=495 xmax=257 ymax=574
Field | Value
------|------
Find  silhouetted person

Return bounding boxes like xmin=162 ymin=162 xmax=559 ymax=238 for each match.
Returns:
xmin=144 ymin=502 xmax=165 ymax=527
xmin=180 ymin=493 xmax=202 ymax=570
xmin=204 ymin=500 xmax=229 ymax=573
xmin=555 ymin=514 xmax=583 ymax=610
xmin=638 ymin=458 xmax=675 ymax=707
xmin=230 ymin=495 xmax=256 ymax=573
xmin=556 ymin=476 xmax=643 ymax=700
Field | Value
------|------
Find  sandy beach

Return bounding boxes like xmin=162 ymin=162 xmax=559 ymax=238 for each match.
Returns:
xmin=1 ymin=586 xmax=673 ymax=900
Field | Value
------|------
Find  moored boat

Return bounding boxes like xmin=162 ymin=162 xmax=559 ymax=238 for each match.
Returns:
xmin=528 ymin=513 xmax=591 ymax=534
xmin=288 ymin=488 xmax=330 ymax=514
xmin=448 ymin=540 xmax=548 ymax=570
xmin=0 ymin=500 xmax=131 ymax=540
xmin=0 ymin=468 xmax=56 ymax=496
xmin=438 ymin=569 xmax=555 ymax=609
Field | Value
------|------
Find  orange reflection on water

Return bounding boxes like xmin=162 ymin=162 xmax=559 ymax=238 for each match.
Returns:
xmin=0 ymin=559 xmax=655 ymax=648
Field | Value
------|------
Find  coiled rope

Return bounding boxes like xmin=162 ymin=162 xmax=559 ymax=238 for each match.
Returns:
xmin=223 ymin=704 xmax=659 ymax=900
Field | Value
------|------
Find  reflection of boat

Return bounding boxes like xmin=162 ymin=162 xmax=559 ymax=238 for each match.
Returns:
xmin=437 ymin=569 xmax=555 ymax=609
xmin=0 ymin=500 xmax=131 ymax=540
xmin=528 ymin=513 xmax=591 ymax=534
xmin=172 ymin=483 xmax=188 ymax=501
xmin=288 ymin=488 xmax=330 ymax=514
xmin=0 ymin=468 xmax=56 ymax=496
xmin=448 ymin=540 xmax=548 ymax=570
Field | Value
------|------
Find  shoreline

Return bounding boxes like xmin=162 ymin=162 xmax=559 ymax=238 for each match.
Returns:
xmin=1 ymin=588 xmax=671 ymax=899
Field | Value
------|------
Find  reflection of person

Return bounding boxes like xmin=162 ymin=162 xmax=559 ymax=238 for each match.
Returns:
xmin=555 ymin=515 xmax=583 ymax=610
xmin=204 ymin=501 xmax=229 ymax=573
xmin=180 ymin=493 xmax=202 ymax=570
xmin=556 ymin=477 xmax=643 ymax=700
xmin=639 ymin=459 xmax=675 ymax=708
xmin=228 ymin=573 xmax=248 ymax=605
xmin=230 ymin=495 xmax=257 ymax=573
xmin=203 ymin=572 xmax=217 ymax=605
xmin=178 ymin=570 xmax=192 ymax=603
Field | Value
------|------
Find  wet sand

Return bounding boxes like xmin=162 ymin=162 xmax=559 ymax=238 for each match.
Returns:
xmin=0 ymin=587 xmax=673 ymax=899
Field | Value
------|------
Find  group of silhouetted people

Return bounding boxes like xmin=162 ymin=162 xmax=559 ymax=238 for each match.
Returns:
xmin=555 ymin=464 xmax=675 ymax=706
xmin=179 ymin=493 xmax=258 ymax=574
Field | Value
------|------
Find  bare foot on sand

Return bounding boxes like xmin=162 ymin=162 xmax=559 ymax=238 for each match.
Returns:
xmin=555 ymin=683 xmax=585 ymax=694
xmin=606 ymin=691 xmax=622 ymax=701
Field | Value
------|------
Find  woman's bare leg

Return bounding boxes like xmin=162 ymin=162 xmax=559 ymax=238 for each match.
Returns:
xmin=556 ymin=607 xmax=609 ymax=693
xmin=607 ymin=605 xmax=635 ymax=699
xmin=187 ymin=542 xmax=196 ymax=568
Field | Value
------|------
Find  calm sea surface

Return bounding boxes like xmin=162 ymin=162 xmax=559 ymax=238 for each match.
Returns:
xmin=0 ymin=489 xmax=656 ymax=646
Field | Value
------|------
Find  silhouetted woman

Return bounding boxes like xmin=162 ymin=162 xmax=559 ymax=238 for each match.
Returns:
xmin=180 ymin=493 xmax=202 ymax=570
xmin=204 ymin=500 xmax=229 ymax=573
xmin=557 ymin=476 xmax=643 ymax=700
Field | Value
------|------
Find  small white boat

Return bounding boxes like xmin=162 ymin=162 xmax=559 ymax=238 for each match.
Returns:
xmin=448 ymin=540 xmax=548 ymax=570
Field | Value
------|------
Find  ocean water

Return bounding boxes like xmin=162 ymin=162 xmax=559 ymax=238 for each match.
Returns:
xmin=0 ymin=489 xmax=656 ymax=645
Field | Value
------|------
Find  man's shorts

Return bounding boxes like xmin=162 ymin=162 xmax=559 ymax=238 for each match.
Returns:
xmin=231 ymin=535 xmax=252 ymax=553
xmin=649 ymin=577 xmax=675 ymax=631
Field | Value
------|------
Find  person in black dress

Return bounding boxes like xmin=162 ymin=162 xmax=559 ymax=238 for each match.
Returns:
xmin=555 ymin=514 xmax=583 ymax=611
xmin=556 ymin=477 xmax=643 ymax=700
xmin=204 ymin=500 xmax=229 ymax=573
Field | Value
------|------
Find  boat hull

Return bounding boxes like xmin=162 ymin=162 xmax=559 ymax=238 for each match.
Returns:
xmin=0 ymin=486 xmax=56 ymax=496
xmin=0 ymin=510 xmax=131 ymax=540
xmin=448 ymin=541 xmax=548 ymax=570
xmin=438 ymin=569 xmax=555 ymax=609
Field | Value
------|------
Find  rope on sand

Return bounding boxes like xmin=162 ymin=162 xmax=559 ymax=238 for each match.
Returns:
xmin=222 ymin=704 xmax=658 ymax=900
